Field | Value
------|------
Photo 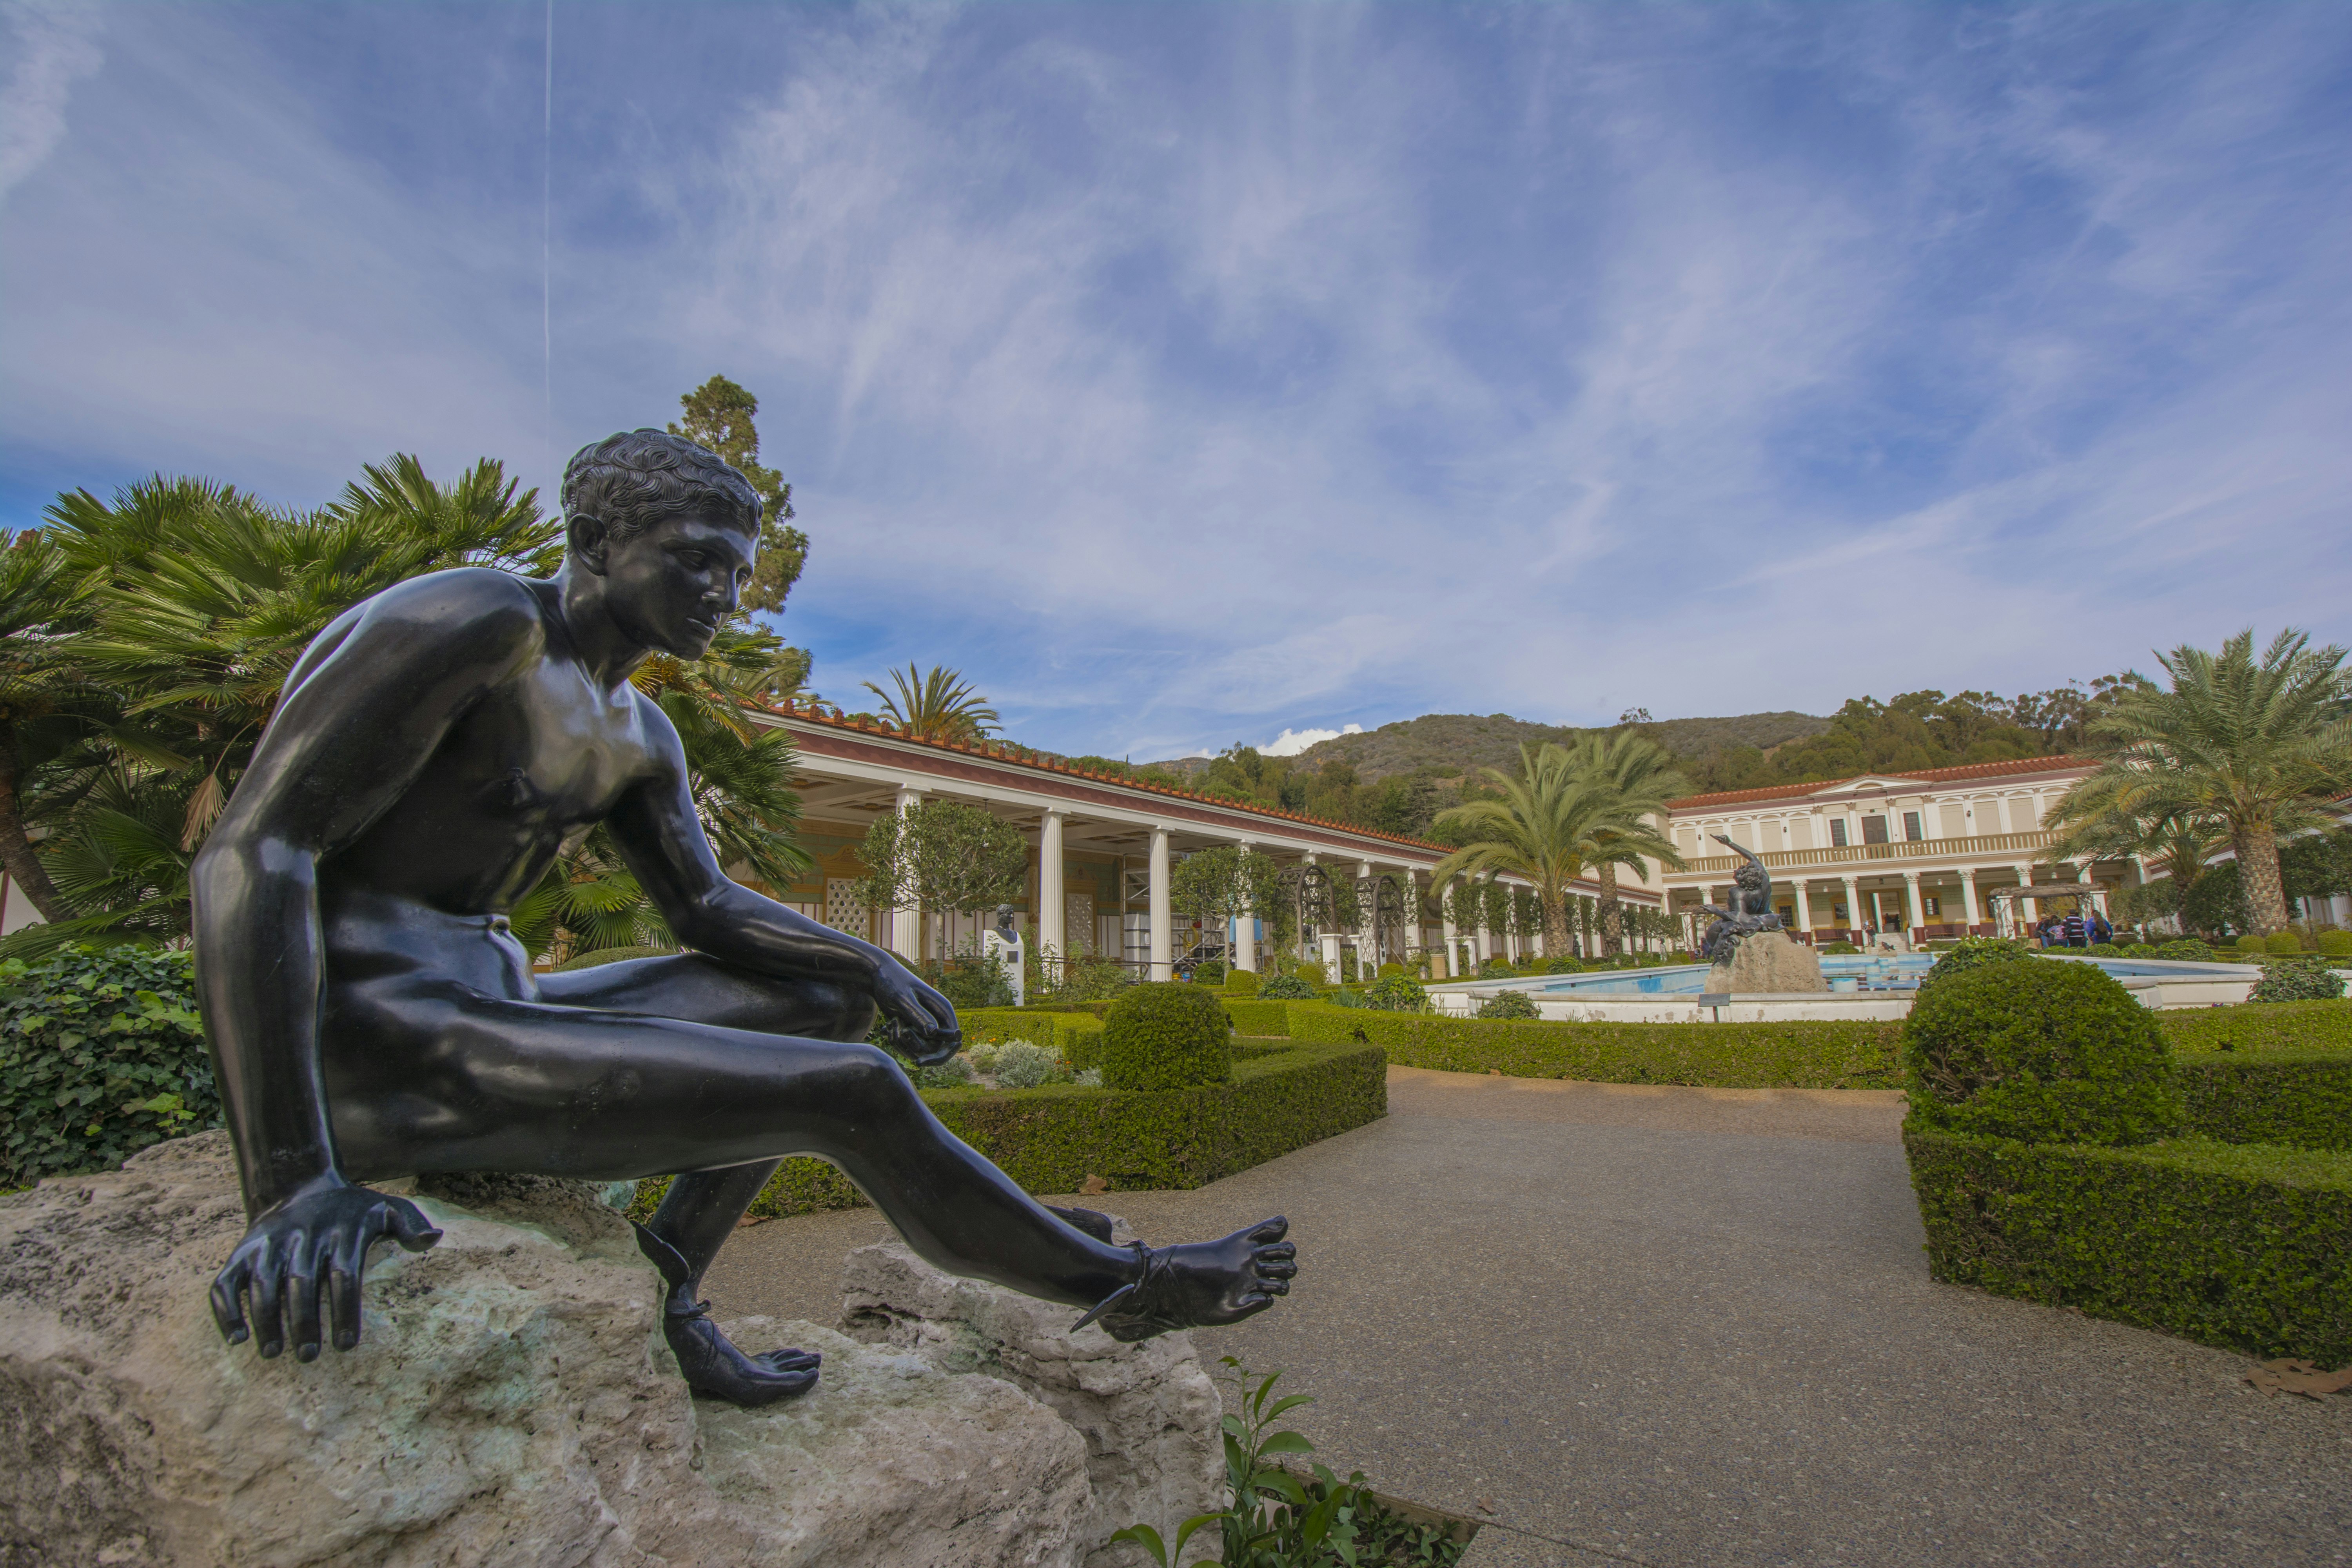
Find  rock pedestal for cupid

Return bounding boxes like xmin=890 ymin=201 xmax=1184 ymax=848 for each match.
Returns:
xmin=0 ymin=1132 xmax=1220 ymax=1568
xmin=1708 ymin=929 xmax=1830 ymax=994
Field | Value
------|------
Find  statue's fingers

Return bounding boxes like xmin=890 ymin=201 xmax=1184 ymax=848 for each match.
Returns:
xmin=328 ymin=1263 xmax=363 ymax=1353
xmin=286 ymin=1266 xmax=324 ymax=1363
xmin=249 ymin=1253 xmax=287 ymax=1359
xmin=1242 ymin=1216 xmax=1289 ymax=1244
xmin=209 ymin=1256 xmax=252 ymax=1346
xmin=1256 ymin=1258 xmax=1298 ymax=1280
xmin=1252 ymin=1240 xmax=1296 ymax=1261
xmin=384 ymin=1198 xmax=443 ymax=1254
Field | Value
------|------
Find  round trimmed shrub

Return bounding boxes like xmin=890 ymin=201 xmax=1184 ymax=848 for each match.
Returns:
xmin=2264 ymin=931 xmax=2306 ymax=955
xmin=1365 ymin=972 xmax=1427 ymax=1013
xmin=1100 ymin=983 xmax=1233 ymax=1091
xmin=1257 ymin=973 xmax=1316 ymax=1000
xmin=1192 ymin=958 xmax=1227 ymax=984
xmin=2158 ymin=939 xmax=2216 ymax=962
xmin=1541 ymin=957 xmax=1583 ymax=975
xmin=1377 ymin=962 xmax=1407 ymax=979
xmin=1902 ymin=960 xmax=2180 ymax=1146
xmin=2318 ymin=929 xmax=2352 ymax=957
xmin=2248 ymin=958 xmax=2347 ymax=1003
xmin=1921 ymin=936 xmax=2031 ymax=990
xmin=1475 ymin=989 xmax=1538 ymax=1020
xmin=2234 ymin=933 xmax=2269 ymax=956
xmin=1292 ymin=960 xmax=1328 ymax=987
xmin=1477 ymin=958 xmax=1517 ymax=978
xmin=1222 ymin=968 xmax=1262 ymax=998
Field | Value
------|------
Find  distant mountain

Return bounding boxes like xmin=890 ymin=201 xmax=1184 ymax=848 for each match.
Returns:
xmin=1140 ymin=709 xmax=1829 ymax=784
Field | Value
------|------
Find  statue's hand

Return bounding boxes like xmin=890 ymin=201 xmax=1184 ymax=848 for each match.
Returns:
xmin=210 ymin=1176 xmax=442 ymax=1361
xmin=875 ymin=960 xmax=962 ymax=1067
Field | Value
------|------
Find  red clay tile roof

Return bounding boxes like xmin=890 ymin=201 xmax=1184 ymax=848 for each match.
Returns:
xmin=1664 ymin=755 xmax=2095 ymax=811
xmin=761 ymin=701 xmax=1457 ymax=853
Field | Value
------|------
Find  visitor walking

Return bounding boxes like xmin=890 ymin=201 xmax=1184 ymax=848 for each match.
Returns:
xmin=2063 ymin=909 xmax=2086 ymax=947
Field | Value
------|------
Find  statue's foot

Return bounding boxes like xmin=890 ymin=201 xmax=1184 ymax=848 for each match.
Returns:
xmin=634 ymin=1221 xmax=820 ymax=1406
xmin=1073 ymin=1216 xmax=1296 ymax=1343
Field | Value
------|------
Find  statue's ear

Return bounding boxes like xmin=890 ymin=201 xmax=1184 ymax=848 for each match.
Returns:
xmin=568 ymin=512 xmax=611 ymax=575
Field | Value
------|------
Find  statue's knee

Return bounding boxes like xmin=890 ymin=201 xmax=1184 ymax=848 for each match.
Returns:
xmin=837 ymin=1043 xmax=916 ymax=1114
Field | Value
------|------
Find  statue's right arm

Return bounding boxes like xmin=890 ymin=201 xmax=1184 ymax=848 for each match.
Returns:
xmin=191 ymin=572 xmax=544 ymax=1361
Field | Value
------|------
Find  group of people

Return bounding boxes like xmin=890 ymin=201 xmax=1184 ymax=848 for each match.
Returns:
xmin=2035 ymin=906 xmax=2113 ymax=948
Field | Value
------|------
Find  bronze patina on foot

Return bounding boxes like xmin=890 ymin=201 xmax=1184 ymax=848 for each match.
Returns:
xmin=192 ymin=430 xmax=1296 ymax=1406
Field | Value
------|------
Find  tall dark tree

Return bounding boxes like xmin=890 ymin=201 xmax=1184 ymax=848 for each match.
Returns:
xmin=668 ymin=375 xmax=809 ymax=615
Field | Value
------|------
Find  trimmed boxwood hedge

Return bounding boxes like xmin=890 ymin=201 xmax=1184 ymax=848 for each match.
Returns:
xmin=631 ymin=1039 xmax=1386 ymax=1220
xmin=1280 ymin=1002 xmax=1904 ymax=1089
xmin=1102 ymin=983 xmax=1233 ymax=1090
xmin=1904 ymin=1127 xmax=2352 ymax=1365
xmin=2158 ymin=999 xmax=2352 ymax=1054
xmin=2175 ymin=1051 xmax=2352 ymax=1152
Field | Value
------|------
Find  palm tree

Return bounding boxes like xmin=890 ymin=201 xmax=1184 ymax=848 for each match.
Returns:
xmin=0 ymin=532 xmax=105 ymax=922
xmin=2061 ymin=629 xmax=2352 ymax=934
xmin=862 ymin=663 xmax=1000 ymax=745
xmin=1430 ymin=742 xmax=1628 ymax=956
xmin=1559 ymin=731 xmax=1691 ymax=955
xmin=2046 ymin=770 xmax=2228 ymax=926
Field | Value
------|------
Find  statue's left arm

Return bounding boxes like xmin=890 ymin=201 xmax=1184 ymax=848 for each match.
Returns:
xmin=604 ymin=708 xmax=962 ymax=1063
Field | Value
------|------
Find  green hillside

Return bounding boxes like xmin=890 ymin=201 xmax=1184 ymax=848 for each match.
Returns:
xmin=1276 ymin=710 xmax=1830 ymax=783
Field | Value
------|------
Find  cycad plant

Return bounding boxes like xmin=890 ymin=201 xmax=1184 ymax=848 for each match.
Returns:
xmin=2057 ymin=629 xmax=2352 ymax=934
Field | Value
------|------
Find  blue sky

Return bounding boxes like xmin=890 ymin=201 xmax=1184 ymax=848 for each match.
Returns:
xmin=4 ymin=2 xmax=2348 ymax=760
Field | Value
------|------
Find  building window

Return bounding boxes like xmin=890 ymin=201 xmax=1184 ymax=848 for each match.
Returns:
xmin=1902 ymin=811 xmax=1924 ymax=842
xmin=1862 ymin=815 xmax=1889 ymax=845
xmin=1922 ymin=895 xmax=1941 ymax=918
xmin=1830 ymin=819 xmax=1849 ymax=847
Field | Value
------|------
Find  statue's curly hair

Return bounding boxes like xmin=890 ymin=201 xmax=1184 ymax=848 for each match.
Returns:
xmin=560 ymin=429 xmax=759 ymax=546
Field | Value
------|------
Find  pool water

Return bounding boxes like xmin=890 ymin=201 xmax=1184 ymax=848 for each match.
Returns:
xmin=1524 ymin=953 xmax=2249 ymax=998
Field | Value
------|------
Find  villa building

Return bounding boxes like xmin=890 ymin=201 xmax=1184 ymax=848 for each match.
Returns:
xmin=1651 ymin=756 xmax=2121 ymax=944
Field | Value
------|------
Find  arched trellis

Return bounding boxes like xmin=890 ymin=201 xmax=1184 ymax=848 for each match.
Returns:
xmin=1358 ymin=873 xmax=1410 ymax=965
xmin=1279 ymin=862 xmax=1335 ymax=956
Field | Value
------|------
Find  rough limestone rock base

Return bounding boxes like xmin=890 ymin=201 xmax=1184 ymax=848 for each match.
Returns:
xmin=0 ymin=1133 xmax=1216 ymax=1568
xmin=1708 ymin=929 xmax=1829 ymax=995
xmin=841 ymin=1236 xmax=1223 ymax=1566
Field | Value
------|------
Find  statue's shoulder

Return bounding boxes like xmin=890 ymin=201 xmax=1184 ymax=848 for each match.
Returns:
xmin=343 ymin=568 xmax=551 ymax=650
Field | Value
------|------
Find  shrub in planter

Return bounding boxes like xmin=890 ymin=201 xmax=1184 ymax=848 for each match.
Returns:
xmin=2159 ymin=939 xmax=2216 ymax=962
xmin=2249 ymin=958 xmax=2347 ymax=1004
xmin=1258 ymin=973 xmax=1316 ymax=1001
xmin=0 ymin=945 xmax=221 ymax=1188
xmin=1223 ymin=969 xmax=1262 ymax=998
xmin=1922 ymin=936 xmax=2031 ymax=990
xmin=2265 ymin=931 xmax=2307 ymax=955
xmin=1364 ymin=972 xmax=1426 ymax=1012
xmin=1102 ymin=982 xmax=1233 ymax=1091
xmin=1903 ymin=959 xmax=2181 ymax=1146
xmin=1476 ymin=990 xmax=1538 ymax=1021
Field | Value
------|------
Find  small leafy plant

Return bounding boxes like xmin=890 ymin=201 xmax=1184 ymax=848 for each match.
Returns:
xmin=1113 ymin=1359 xmax=1467 ymax=1568
xmin=1475 ymin=990 xmax=1538 ymax=1020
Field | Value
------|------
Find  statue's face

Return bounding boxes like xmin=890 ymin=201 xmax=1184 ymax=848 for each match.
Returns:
xmin=598 ymin=508 xmax=757 ymax=658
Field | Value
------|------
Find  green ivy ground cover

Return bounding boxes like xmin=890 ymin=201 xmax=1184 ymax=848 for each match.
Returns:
xmin=1903 ymin=1128 xmax=2352 ymax=1365
xmin=633 ymin=1039 xmax=1386 ymax=1221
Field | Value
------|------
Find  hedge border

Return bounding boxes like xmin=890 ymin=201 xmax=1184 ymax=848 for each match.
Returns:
xmin=1903 ymin=1127 xmax=2352 ymax=1364
xmin=2176 ymin=1051 xmax=2352 ymax=1152
xmin=633 ymin=1039 xmax=1386 ymax=1221
xmin=2157 ymin=999 xmax=2352 ymax=1055
xmin=1278 ymin=1002 xmax=1904 ymax=1089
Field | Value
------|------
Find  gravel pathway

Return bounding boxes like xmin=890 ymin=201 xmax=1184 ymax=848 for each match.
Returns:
xmin=703 ymin=1067 xmax=2351 ymax=1567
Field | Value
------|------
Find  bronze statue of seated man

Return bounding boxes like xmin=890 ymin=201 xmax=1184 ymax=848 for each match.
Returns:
xmin=194 ymin=429 xmax=1294 ymax=1406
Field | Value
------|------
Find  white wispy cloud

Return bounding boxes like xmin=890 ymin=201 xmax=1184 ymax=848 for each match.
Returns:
xmin=0 ymin=1 xmax=102 ymax=207
xmin=1 ymin=4 xmax=2345 ymax=760
xmin=1260 ymin=724 xmax=1363 ymax=758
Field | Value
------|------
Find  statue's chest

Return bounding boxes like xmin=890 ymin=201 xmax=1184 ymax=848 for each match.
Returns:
xmin=455 ymin=673 xmax=652 ymax=834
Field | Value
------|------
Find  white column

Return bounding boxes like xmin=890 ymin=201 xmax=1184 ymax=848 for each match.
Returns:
xmin=1232 ymin=840 xmax=1258 ymax=973
xmin=2013 ymin=862 xmax=2037 ymax=922
xmin=1439 ymin=896 xmax=1458 ymax=979
xmin=1840 ymin=875 xmax=1860 ymax=937
xmin=1794 ymin=880 xmax=1813 ymax=933
xmin=889 ymin=787 xmax=924 ymax=962
xmin=1147 ymin=827 xmax=1172 ymax=982
xmin=1958 ymin=868 xmax=1980 ymax=929
xmin=1899 ymin=871 xmax=1922 ymax=934
xmin=1038 ymin=810 xmax=1067 ymax=983
xmin=2078 ymin=864 xmax=2104 ymax=921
